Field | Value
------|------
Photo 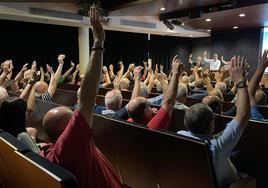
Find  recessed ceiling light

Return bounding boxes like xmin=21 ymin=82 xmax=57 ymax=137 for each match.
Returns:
xmin=205 ymin=18 xmax=211 ymax=22
xmin=181 ymin=22 xmax=185 ymax=26
xmin=206 ymin=29 xmax=211 ymax=32
xmin=190 ymin=35 xmax=194 ymax=37
xmin=239 ymin=13 xmax=246 ymax=17
xmin=160 ymin=7 xmax=166 ymax=11
xmin=233 ymin=26 xmax=239 ymax=29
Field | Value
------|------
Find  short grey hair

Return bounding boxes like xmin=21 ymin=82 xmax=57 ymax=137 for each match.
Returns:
xmin=105 ymin=89 xmax=123 ymax=111
xmin=184 ymin=103 xmax=214 ymax=135
xmin=215 ymin=82 xmax=226 ymax=94
xmin=177 ymin=84 xmax=188 ymax=99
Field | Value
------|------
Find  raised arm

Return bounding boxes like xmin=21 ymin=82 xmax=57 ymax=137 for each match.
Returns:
xmin=15 ymin=63 xmax=28 ymax=81
xmin=6 ymin=61 xmax=13 ymax=80
xmin=157 ymin=73 xmax=168 ymax=94
xmin=0 ymin=60 xmax=12 ymax=86
xmin=71 ymin=64 xmax=80 ymax=84
xmin=147 ymin=72 xmax=155 ymax=94
xmin=189 ymin=53 xmax=193 ymax=64
xmin=248 ymin=50 xmax=268 ymax=105
xmin=79 ymin=7 xmax=105 ymax=127
xmin=203 ymin=69 xmax=214 ymax=92
xmin=229 ymin=56 xmax=250 ymax=126
xmin=101 ymin=66 xmax=111 ymax=88
xmin=117 ymin=61 xmax=124 ymax=78
xmin=162 ymin=55 xmax=182 ymax=116
xmin=40 ymin=66 xmax=44 ymax=81
xmin=142 ymin=61 xmax=148 ymax=80
xmin=47 ymin=54 xmax=64 ymax=97
xmin=131 ymin=66 xmax=143 ymax=100
xmin=62 ymin=61 xmax=75 ymax=79
xmin=108 ymin=64 xmax=115 ymax=80
xmin=122 ymin=63 xmax=135 ymax=79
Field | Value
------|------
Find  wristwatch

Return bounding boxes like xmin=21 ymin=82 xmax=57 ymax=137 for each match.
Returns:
xmin=236 ymin=80 xmax=247 ymax=88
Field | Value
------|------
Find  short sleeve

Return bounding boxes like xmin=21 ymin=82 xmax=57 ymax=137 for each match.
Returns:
xmin=147 ymin=107 xmax=171 ymax=130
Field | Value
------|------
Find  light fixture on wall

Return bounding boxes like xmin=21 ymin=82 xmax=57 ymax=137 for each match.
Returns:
xmin=160 ymin=7 xmax=166 ymax=11
xmin=205 ymin=18 xmax=211 ymax=22
xmin=233 ymin=26 xmax=239 ymax=29
xmin=239 ymin=13 xmax=246 ymax=17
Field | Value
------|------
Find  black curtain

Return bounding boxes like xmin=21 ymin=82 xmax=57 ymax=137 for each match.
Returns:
xmin=90 ymin=30 xmax=192 ymax=73
xmin=0 ymin=20 xmax=79 ymax=75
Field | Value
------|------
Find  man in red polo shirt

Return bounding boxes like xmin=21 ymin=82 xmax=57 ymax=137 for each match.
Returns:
xmin=127 ymin=55 xmax=183 ymax=131
xmin=41 ymin=7 xmax=123 ymax=188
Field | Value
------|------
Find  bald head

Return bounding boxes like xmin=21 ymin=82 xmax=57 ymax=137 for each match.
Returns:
xmin=35 ymin=81 xmax=49 ymax=96
xmin=202 ymin=95 xmax=222 ymax=114
xmin=128 ymin=96 xmax=152 ymax=123
xmin=43 ymin=107 xmax=73 ymax=143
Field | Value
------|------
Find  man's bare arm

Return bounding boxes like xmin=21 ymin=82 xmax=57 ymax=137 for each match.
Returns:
xmin=131 ymin=66 xmax=143 ymax=100
xmin=248 ymin=50 xmax=268 ymax=105
xmin=79 ymin=7 xmax=105 ymax=128
xmin=230 ymin=56 xmax=250 ymax=126
xmin=47 ymin=54 xmax=65 ymax=97
xmin=62 ymin=61 xmax=75 ymax=79
xmin=162 ymin=55 xmax=182 ymax=116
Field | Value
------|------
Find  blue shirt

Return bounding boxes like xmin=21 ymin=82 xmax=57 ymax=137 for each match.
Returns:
xmin=250 ymin=105 xmax=268 ymax=121
xmin=177 ymin=119 xmax=243 ymax=188
xmin=147 ymin=94 xmax=164 ymax=106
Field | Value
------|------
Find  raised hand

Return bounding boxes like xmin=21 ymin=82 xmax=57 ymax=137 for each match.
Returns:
xmin=172 ymin=55 xmax=183 ymax=73
xmin=76 ymin=63 xmax=80 ymax=70
xmin=133 ymin=66 xmax=143 ymax=79
xmin=21 ymin=63 xmax=28 ymax=72
xmin=89 ymin=6 xmax=105 ymax=46
xmin=258 ymin=49 xmax=268 ymax=71
xmin=113 ymin=76 xmax=121 ymax=89
xmin=109 ymin=64 xmax=113 ymax=71
xmin=102 ymin=66 xmax=108 ymax=73
xmin=128 ymin=63 xmax=135 ymax=72
xmin=58 ymin=54 xmax=65 ymax=64
xmin=160 ymin=64 xmax=164 ymax=72
xmin=229 ymin=56 xmax=246 ymax=83
xmin=71 ymin=61 xmax=75 ymax=67
xmin=156 ymin=72 xmax=165 ymax=81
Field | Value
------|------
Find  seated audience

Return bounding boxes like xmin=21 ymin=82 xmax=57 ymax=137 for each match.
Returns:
xmin=177 ymin=56 xmax=249 ymax=188
xmin=41 ymin=8 xmax=123 ymax=188
xmin=127 ymin=55 xmax=182 ymax=130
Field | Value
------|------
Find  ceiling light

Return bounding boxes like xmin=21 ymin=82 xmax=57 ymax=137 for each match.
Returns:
xmin=160 ymin=7 xmax=166 ymax=11
xmin=206 ymin=29 xmax=211 ymax=32
xmin=189 ymin=35 xmax=194 ymax=37
xmin=205 ymin=18 xmax=211 ymax=22
xmin=233 ymin=26 xmax=239 ymax=29
xmin=181 ymin=22 xmax=185 ymax=26
xmin=239 ymin=13 xmax=246 ymax=17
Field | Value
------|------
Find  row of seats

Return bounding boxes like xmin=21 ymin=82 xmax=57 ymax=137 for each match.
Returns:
xmin=0 ymin=131 xmax=78 ymax=188
xmin=26 ymin=99 xmax=217 ymax=188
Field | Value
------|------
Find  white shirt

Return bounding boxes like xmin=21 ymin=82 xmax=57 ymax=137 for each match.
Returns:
xmin=205 ymin=59 xmax=221 ymax=71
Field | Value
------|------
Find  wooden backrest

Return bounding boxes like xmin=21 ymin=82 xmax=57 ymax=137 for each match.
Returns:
xmin=0 ymin=132 xmax=78 ymax=188
xmin=26 ymin=99 xmax=62 ymax=142
xmin=93 ymin=114 xmax=216 ymax=188
xmin=53 ymin=88 xmax=77 ymax=107
xmin=0 ymin=132 xmax=30 ymax=188
xmin=57 ymin=83 xmax=80 ymax=91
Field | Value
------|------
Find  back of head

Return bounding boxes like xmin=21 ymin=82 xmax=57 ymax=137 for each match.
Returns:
xmin=0 ymin=97 xmax=27 ymax=137
xmin=223 ymin=78 xmax=233 ymax=90
xmin=35 ymin=81 xmax=49 ymax=96
xmin=177 ymin=84 xmax=188 ymax=101
xmin=0 ymin=87 xmax=8 ymax=101
xmin=184 ymin=103 xmax=214 ymax=135
xmin=43 ymin=107 xmax=73 ymax=143
xmin=202 ymin=95 xmax=222 ymax=114
xmin=256 ymin=90 xmax=267 ymax=105
xmin=209 ymin=88 xmax=223 ymax=101
xmin=215 ymin=82 xmax=227 ymax=95
xmin=195 ymin=78 xmax=204 ymax=89
xmin=105 ymin=89 xmax=122 ymax=111
xmin=5 ymin=80 xmax=19 ymax=97
xmin=128 ymin=97 xmax=148 ymax=121
xmin=119 ymin=78 xmax=130 ymax=90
